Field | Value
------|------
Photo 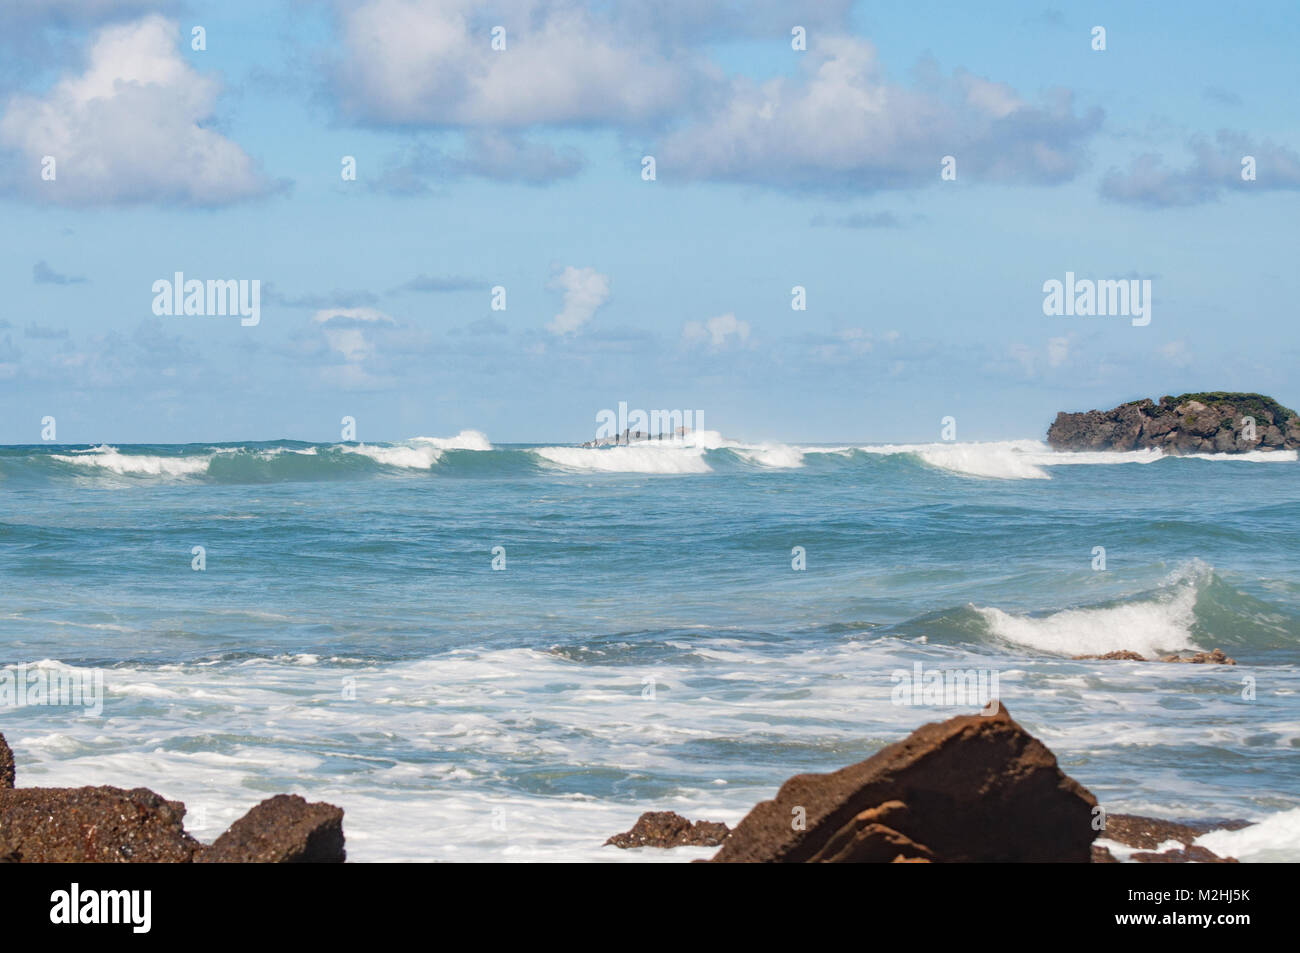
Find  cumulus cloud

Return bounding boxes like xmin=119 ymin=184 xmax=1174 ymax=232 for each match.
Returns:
xmin=312 ymin=307 xmax=397 ymax=363
xmin=1100 ymin=130 xmax=1300 ymax=207
xmin=0 ymin=15 xmax=276 ymax=206
xmin=546 ymin=266 xmax=609 ymax=335
xmin=657 ymin=37 xmax=1101 ymax=191
xmin=334 ymin=0 xmax=695 ymax=126
xmin=682 ymin=312 xmax=751 ymax=349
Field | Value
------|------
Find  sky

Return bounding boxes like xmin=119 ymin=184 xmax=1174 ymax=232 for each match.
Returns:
xmin=1 ymin=0 xmax=1298 ymax=444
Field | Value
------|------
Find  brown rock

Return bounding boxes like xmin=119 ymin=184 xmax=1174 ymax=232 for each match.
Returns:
xmin=0 ymin=732 xmax=13 ymax=790
xmin=1101 ymin=812 xmax=1250 ymax=863
xmin=1048 ymin=393 xmax=1300 ymax=454
xmin=1132 ymin=845 xmax=1238 ymax=863
xmin=710 ymin=703 xmax=1097 ymax=863
xmin=1160 ymin=649 xmax=1236 ymax=665
xmin=197 ymin=794 xmax=345 ymax=863
xmin=605 ymin=810 xmax=730 ymax=849
xmin=1074 ymin=649 xmax=1236 ymax=664
xmin=0 ymin=786 xmax=201 ymax=862
xmin=1091 ymin=844 xmax=1120 ymax=863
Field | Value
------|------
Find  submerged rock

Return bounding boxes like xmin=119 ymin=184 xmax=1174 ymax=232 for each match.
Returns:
xmin=710 ymin=703 xmax=1098 ymax=863
xmin=197 ymin=794 xmax=345 ymax=863
xmin=1132 ymin=845 xmax=1238 ymax=863
xmin=1047 ymin=392 xmax=1299 ymax=454
xmin=1162 ymin=649 xmax=1237 ymax=665
xmin=605 ymin=811 xmax=730 ymax=849
xmin=1073 ymin=648 xmax=1236 ymax=664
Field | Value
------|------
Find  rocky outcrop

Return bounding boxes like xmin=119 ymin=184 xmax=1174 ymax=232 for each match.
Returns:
xmin=1073 ymin=648 xmax=1236 ymax=664
xmin=581 ymin=428 xmax=694 ymax=448
xmin=605 ymin=811 xmax=731 ymax=849
xmin=1101 ymin=813 xmax=1248 ymax=863
xmin=197 ymin=794 xmax=345 ymax=863
xmin=710 ymin=703 xmax=1098 ymax=863
xmin=0 ymin=731 xmax=344 ymax=863
xmin=1047 ymin=392 xmax=1300 ymax=454
xmin=0 ymin=786 xmax=202 ymax=862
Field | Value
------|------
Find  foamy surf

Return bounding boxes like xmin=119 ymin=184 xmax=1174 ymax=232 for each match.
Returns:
xmin=343 ymin=430 xmax=493 ymax=468
xmin=532 ymin=443 xmax=712 ymax=474
xmin=1196 ymin=807 xmax=1300 ymax=862
xmin=52 ymin=445 xmax=213 ymax=477
xmin=410 ymin=430 xmax=493 ymax=451
xmin=974 ymin=565 xmax=1208 ymax=657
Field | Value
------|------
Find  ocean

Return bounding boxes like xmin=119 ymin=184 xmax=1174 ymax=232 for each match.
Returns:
xmin=2 ymin=431 xmax=1298 ymax=862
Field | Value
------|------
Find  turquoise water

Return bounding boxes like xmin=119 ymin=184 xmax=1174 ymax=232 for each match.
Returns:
xmin=2 ymin=435 xmax=1298 ymax=861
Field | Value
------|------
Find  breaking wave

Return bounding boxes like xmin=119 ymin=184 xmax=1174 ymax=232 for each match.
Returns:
xmin=893 ymin=562 xmax=1300 ymax=658
xmin=3 ymin=433 xmax=1293 ymax=484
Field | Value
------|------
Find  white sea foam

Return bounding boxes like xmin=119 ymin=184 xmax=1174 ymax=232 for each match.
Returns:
xmin=52 ymin=445 xmax=211 ymax=477
xmin=975 ymin=566 xmax=1205 ymax=657
xmin=11 ymin=627 xmax=1299 ymax=862
xmin=341 ymin=443 xmax=442 ymax=469
xmin=1185 ymin=449 xmax=1297 ymax=462
xmin=859 ymin=440 xmax=1054 ymax=479
xmin=533 ymin=443 xmax=711 ymax=473
xmin=850 ymin=439 xmax=1297 ymax=480
xmin=1196 ymin=808 xmax=1300 ymax=862
xmin=410 ymin=430 xmax=493 ymax=451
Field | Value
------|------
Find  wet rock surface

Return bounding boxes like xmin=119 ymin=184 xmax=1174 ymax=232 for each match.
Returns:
xmin=0 ymin=731 xmax=345 ymax=863
xmin=1073 ymin=648 xmax=1236 ymax=664
xmin=710 ymin=704 xmax=1098 ymax=863
xmin=1102 ymin=813 xmax=1251 ymax=863
xmin=606 ymin=811 xmax=730 ymax=849
xmin=198 ymin=794 xmax=346 ymax=863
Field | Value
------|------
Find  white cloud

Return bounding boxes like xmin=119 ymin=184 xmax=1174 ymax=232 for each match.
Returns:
xmin=546 ymin=266 xmax=609 ymax=335
xmin=658 ymin=36 xmax=1100 ymax=191
xmin=312 ymin=307 xmax=397 ymax=362
xmin=0 ymin=15 xmax=273 ymax=205
xmin=1100 ymin=131 xmax=1300 ymax=207
xmin=335 ymin=0 xmax=693 ymax=126
xmin=1047 ymin=336 xmax=1070 ymax=367
xmin=683 ymin=312 xmax=751 ymax=349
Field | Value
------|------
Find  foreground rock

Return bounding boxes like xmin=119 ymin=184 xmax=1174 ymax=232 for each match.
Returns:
xmin=0 ymin=786 xmax=202 ymax=862
xmin=1101 ymin=813 xmax=1248 ymax=863
xmin=605 ymin=811 xmax=730 ymax=849
xmin=710 ymin=703 xmax=1097 ymax=863
xmin=0 ymin=731 xmax=345 ymax=863
xmin=1073 ymin=648 xmax=1237 ymax=664
xmin=197 ymin=794 xmax=345 ymax=863
xmin=0 ymin=733 xmax=12 ymax=790
xmin=1047 ymin=392 xmax=1300 ymax=454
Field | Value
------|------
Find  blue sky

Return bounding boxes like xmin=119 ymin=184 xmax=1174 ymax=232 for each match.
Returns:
xmin=1 ymin=0 xmax=1298 ymax=444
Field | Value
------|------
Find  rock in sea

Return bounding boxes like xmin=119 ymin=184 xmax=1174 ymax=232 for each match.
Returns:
xmin=709 ymin=703 xmax=1097 ymax=863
